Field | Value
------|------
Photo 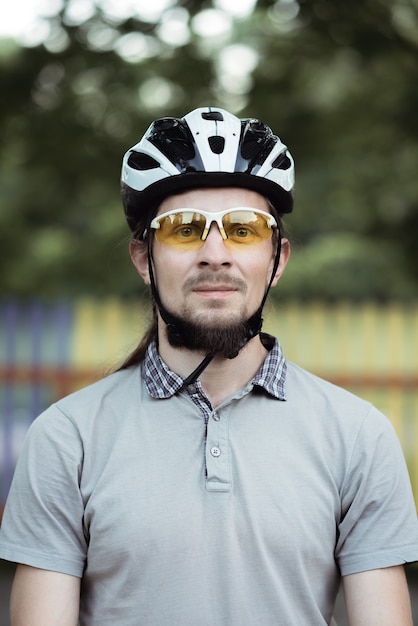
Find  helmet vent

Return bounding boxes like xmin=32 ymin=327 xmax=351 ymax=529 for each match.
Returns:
xmin=169 ymin=141 xmax=195 ymax=161
xmin=128 ymin=152 xmax=160 ymax=171
xmin=272 ymin=153 xmax=292 ymax=170
xmin=148 ymin=119 xmax=196 ymax=163
xmin=241 ymin=139 xmax=261 ymax=160
xmin=241 ymin=136 xmax=274 ymax=160
xmin=240 ymin=119 xmax=277 ymax=163
xmin=202 ymin=111 xmax=224 ymax=121
xmin=208 ymin=136 xmax=225 ymax=154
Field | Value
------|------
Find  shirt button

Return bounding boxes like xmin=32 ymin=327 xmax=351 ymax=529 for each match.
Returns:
xmin=210 ymin=446 xmax=221 ymax=457
xmin=212 ymin=412 xmax=220 ymax=421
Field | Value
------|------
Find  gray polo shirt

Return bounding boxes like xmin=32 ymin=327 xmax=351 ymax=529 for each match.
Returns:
xmin=1 ymin=337 xmax=417 ymax=625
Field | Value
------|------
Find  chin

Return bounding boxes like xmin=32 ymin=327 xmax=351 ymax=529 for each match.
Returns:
xmin=194 ymin=310 xmax=244 ymax=328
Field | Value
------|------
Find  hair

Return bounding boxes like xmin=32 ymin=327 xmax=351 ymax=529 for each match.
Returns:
xmin=117 ymin=303 xmax=158 ymax=370
xmin=116 ymin=187 xmax=286 ymax=371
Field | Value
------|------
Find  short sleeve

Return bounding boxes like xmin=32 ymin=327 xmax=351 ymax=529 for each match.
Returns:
xmin=336 ymin=406 xmax=418 ymax=575
xmin=0 ymin=405 xmax=87 ymax=577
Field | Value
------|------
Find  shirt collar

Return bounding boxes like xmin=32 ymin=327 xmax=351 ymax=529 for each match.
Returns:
xmin=142 ymin=333 xmax=287 ymax=401
xmin=253 ymin=333 xmax=287 ymax=400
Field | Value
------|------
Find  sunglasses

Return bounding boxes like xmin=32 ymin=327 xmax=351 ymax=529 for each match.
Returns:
xmin=149 ymin=207 xmax=277 ymax=249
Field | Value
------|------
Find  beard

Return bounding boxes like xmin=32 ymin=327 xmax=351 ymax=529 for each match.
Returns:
xmin=165 ymin=309 xmax=253 ymax=359
xmin=161 ymin=272 xmax=263 ymax=359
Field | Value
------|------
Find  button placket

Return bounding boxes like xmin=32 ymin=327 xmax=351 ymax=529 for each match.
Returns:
xmin=206 ymin=408 xmax=230 ymax=492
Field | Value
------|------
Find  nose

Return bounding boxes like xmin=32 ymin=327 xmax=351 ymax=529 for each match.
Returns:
xmin=198 ymin=223 xmax=232 ymax=268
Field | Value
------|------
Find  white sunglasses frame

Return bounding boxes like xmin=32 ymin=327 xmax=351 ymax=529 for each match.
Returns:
xmin=149 ymin=207 xmax=277 ymax=243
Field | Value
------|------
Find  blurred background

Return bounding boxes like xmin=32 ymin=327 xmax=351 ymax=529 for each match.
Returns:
xmin=1 ymin=0 xmax=418 ymax=300
xmin=0 ymin=0 xmax=417 ymax=623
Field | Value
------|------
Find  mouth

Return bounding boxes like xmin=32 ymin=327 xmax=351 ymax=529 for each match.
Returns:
xmin=184 ymin=273 xmax=247 ymax=299
xmin=192 ymin=285 xmax=238 ymax=298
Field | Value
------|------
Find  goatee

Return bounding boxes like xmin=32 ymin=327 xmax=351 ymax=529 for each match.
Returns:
xmin=165 ymin=312 xmax=253 ymax=359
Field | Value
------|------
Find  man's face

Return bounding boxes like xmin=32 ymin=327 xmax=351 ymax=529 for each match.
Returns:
xmin=140 ymin=187 xmax=288 ymax=337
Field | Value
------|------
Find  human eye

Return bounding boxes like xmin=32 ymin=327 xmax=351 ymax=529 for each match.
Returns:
xmin=175 ymin=224 xmax=199 ymax=239
xmin=228 ymin=224 xmax=257 ymax=242
xmin=168 ymin=217 xmax=203 ymax=243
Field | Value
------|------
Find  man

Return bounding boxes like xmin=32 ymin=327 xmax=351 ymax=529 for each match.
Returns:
xmin=1 ymin=107 xmax=417 ymax=625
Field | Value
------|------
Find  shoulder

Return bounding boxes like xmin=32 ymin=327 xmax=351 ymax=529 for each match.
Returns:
xmin=29 ymin=365 xmax=146 ymax=440
xmin=285 ymin=360 xmax=371 ymax=408
xmin=284 ymin=360 xmax=395 ymax=442
xmin=60 ymin=365 xmax=144 ymax=411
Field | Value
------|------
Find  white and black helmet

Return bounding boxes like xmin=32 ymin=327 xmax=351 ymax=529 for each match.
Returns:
xmin=121 ymin=106 xmax=294 ymax=230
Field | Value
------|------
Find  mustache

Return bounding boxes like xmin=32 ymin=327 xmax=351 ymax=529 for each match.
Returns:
xmin=183 ymin=272 xmax=247 ymax=292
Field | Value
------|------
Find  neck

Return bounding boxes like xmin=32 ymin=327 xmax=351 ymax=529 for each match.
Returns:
xmin=158 ymin=322 xmax=269 ymax=407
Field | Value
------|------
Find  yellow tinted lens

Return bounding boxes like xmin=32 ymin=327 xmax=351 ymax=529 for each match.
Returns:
xmin=223 ymin=211 xmax=273 ymax=245
xmin=154 ymin=211 xmax=206 ymax=247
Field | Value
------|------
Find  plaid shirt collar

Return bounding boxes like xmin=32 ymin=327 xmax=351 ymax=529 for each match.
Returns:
xmin=142 ymin=333 xmax=287 ymax=401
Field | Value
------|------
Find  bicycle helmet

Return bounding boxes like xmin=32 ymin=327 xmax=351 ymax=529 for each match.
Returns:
xmin=121 ymin=106 xmax=294 ymax=230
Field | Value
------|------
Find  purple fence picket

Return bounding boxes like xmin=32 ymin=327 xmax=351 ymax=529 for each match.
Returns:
xmin=1 ymin=304 xmax=17 ymax=506
xmin=0 ymin=301 xmax=73 ymax=507
xmin=29 ymin=303 xmax=43 ymax=421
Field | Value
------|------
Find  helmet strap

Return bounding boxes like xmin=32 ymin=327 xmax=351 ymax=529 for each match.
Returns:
xmin=225 ymin=230 xmax=282 ymax=358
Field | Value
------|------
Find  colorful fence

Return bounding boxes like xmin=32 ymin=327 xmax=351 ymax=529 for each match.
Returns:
xmin=1 ymin=299 xmax=418 ymax=511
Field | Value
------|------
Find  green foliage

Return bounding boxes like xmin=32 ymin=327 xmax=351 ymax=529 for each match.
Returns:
xmin=0 ymin=0 xmax=417 ymax=299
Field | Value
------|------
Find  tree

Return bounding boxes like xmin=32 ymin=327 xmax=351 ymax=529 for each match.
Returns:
xmin=0 ymin=0 xmax=417 ymax=299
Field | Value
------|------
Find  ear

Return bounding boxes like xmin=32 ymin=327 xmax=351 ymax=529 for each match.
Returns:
xmin=270 ymin=238 xmax=291 ymax=288
xmin=130 ymin=240 xmax=150 ymax=285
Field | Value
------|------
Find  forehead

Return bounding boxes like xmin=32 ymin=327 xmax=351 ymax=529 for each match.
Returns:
xmin=156 ymin=187 xmax=271 ymax=216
